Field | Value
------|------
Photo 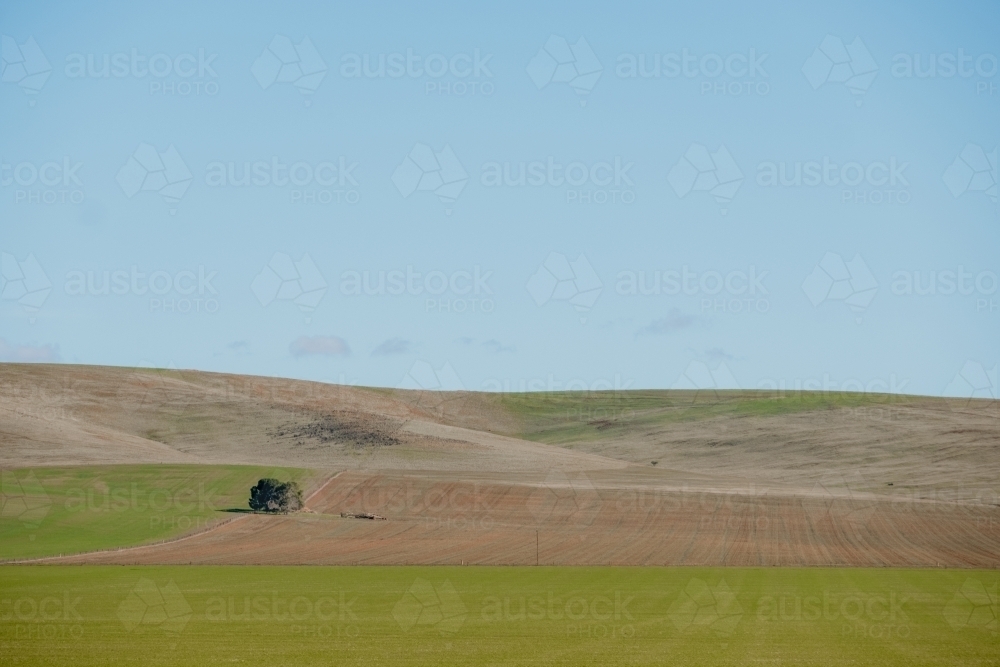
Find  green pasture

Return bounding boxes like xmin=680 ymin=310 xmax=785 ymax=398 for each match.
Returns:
xmin=0 ymin=465 xmax=315 ymax=561
xmin=0 ymin=566 xmax=996 ymax=666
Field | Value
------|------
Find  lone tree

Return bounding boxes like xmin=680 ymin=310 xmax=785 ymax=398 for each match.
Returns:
xmin=248 ymin=478 xmax=303 ymax=513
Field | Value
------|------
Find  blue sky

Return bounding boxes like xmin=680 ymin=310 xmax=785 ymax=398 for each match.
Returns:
xmin=1 ymin=0 xmax=997 ymax=397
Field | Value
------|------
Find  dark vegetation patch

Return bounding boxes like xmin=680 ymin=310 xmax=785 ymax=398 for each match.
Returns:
xmin=269 ymin=411 xmax=402 ymax=449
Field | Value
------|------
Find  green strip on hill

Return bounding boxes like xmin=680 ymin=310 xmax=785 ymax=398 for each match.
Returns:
xmin=498 ymin=390 xmax=912 ymax=444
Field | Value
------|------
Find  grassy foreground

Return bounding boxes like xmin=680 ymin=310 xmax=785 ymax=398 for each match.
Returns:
xmin=0 ymin=465 xmax=314 ymax=560
xmin=1 ymin=566 xmax=996 ymax=666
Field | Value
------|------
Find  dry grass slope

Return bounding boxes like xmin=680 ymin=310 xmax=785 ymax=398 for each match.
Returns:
xmin=2 ymin=363 xmax=997 ymax=567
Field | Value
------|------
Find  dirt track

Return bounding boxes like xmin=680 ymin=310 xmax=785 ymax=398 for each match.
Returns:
xmin=2 ymin=364 xmax=998 ymax=568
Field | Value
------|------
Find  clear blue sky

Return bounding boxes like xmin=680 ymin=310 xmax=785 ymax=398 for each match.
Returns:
xmin=1 ymin=0 xmax=997 ymax=397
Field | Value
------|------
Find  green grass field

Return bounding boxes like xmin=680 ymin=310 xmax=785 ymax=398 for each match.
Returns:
xmin=1 ymin=566 xmax=996 ymax=666
xmin=0 ymin=465 xmax=314 ymax=561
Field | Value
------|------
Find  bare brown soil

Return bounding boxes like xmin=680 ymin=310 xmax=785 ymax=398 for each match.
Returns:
xmin=52 ymin=470 xmax=1000 ymax=568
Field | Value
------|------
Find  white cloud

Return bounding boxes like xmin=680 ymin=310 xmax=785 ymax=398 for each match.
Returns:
xmin=482 ymin=339 xmax=515 ymax=353
xmin=372 ymin=338 xmax=412 ymax=356
xmin=289 ymin=335 xmax=350 ymax=357
xmin=0 ymin=338 xmax=59 ymax=362
xmin=638 ymin=309 xmax=695 ymax=336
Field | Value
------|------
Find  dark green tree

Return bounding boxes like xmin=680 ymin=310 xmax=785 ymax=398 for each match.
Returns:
xmin=248 ymin=478 xmax=303 ymax=513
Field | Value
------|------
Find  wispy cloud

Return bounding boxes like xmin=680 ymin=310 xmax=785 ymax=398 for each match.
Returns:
xmin=637 ymin=309 xmax=695 ymax=336
xmin=289 ymin=335 xmax=350 ymax=358
xmin=705 ymin=347 xmax=734 ymax=362
xmin=372 ymin=337 xmax=412 ymax=356
xmin=227 ymin=340 xmax=249 ymax=350
xmin=0 ymin=338 xmax=61 ymax=363
xmin=482 ymin=339 xmax=515 ymax=353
